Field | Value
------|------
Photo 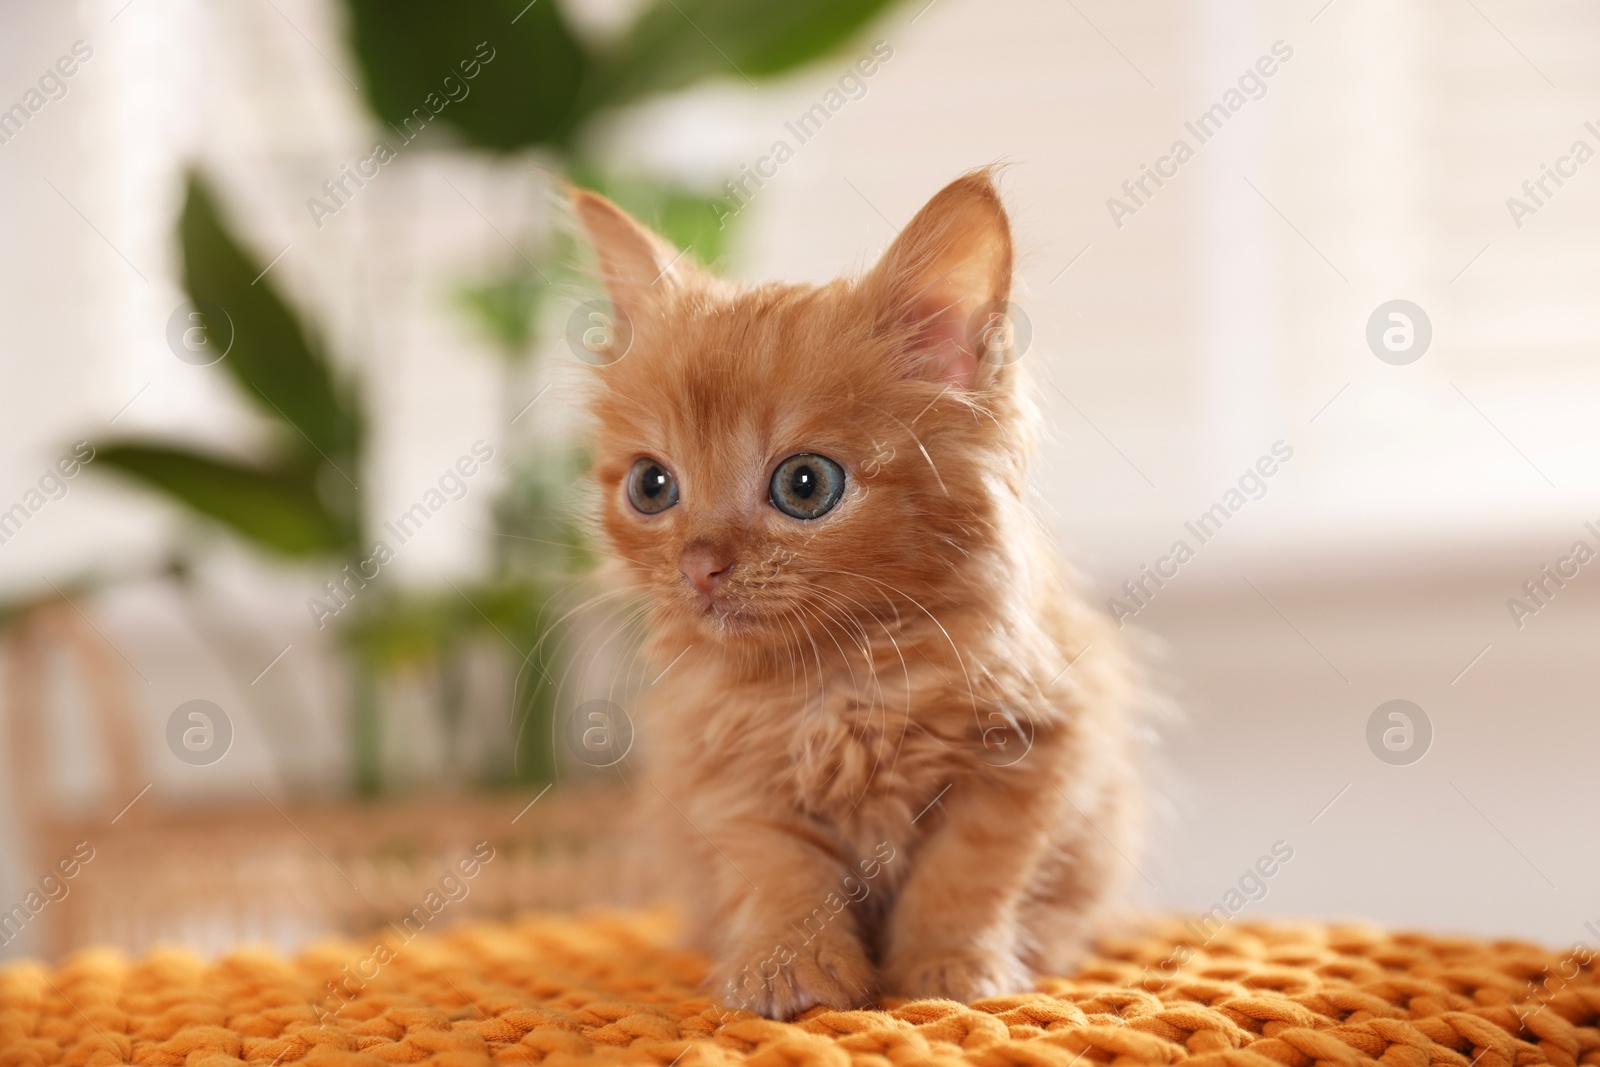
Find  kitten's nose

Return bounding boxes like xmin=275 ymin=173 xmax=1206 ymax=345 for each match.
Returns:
xmin=680 ymin=543 xmax=733 ymax=596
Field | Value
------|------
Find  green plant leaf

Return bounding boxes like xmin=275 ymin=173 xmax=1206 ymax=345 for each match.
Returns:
xmin=96 ymin=444 xmax=347 ymax=557
xmin=457 ymin=258 xmax=554 ymax=358
xmin=180 ymin=177 xmax=363 ymax=463
xmin=344 ymin=0 xmax=589 ymax=150
xmin=585 ymin=0 xmax=900 ymax=112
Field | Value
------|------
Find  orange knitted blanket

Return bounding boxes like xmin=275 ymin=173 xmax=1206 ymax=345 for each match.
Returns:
xmin=2 ymin=911 xmax=1595 ymax=1067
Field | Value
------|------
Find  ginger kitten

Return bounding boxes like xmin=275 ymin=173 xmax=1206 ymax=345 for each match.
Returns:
xmin=571 ymin=170 xmax=1140 ymax=1019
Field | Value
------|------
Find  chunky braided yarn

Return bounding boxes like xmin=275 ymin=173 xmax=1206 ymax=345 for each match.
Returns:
xmin=2 ymin=912 xmax=1596 ymax=1067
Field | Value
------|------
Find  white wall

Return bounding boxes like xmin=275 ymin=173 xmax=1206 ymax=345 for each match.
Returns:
xmin=1 ymin=0 xmax=1597 ymax=952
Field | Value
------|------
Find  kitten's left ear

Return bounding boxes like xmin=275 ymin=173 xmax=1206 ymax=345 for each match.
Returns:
xmin=865 ymin=169 xmax=1014 ymax=389
xmin=569 ymin=188 xmax=692 ymax=325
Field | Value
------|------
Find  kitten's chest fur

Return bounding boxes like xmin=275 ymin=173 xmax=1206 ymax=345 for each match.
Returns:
xmin=647 ymin=619 xmax=1013 ymax=856
xmin=786 ymin=659 xmax=964 ymax=822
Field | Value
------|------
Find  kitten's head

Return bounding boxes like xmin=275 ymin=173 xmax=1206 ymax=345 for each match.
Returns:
xmin=572 ymin=170 xmax=1032 ymax=652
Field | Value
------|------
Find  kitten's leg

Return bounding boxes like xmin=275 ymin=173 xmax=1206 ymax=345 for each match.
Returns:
xmin=1018 ymin=774 xmax=1135 ymax=976
xmin=700 ymin=823 xmax=875 ymax=1019
xmin=882 ymin=777 xmax=1060 ymax=1002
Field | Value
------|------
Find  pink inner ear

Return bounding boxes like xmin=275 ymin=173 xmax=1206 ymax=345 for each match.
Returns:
xmin=903 ymin=294 xmax=980 ymax=388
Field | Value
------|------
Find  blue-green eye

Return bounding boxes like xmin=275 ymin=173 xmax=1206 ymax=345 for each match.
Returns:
xmin=769 ymin=454 xmax=845 ymax=520
xmin=627 ymin=458 xmax=678 ymax=514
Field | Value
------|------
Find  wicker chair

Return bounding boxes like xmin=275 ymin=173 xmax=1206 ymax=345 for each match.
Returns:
xmin=3 ymin=601 xmax=639 ymax=959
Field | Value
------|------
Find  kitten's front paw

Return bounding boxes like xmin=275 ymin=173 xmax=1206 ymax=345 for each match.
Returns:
xmin=714 ymin=929 xmax=874 ymax=1020
xmin=885 ymin=945 xmax=1031 ymax=1003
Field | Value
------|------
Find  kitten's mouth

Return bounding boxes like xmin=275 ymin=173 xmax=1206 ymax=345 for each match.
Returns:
xmin=663 ymin=577 xmax=793 ymax=639
xmin=697 ymin=596 xmax=746 ymax=622
xmin=683 ymin=589 xmax=767 ymax=633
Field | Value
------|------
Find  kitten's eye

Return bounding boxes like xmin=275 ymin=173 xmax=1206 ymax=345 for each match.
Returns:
xmin=626 ymin=458 xmax=678 ymax=514
xmin=769 ymin=453 xmax=845 ymax=520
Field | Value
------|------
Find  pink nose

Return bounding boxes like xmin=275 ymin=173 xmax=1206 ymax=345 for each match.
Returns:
xmin=680 ymin=544 xmax=733 ymax=596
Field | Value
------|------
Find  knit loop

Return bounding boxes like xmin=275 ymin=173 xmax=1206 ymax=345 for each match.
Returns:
xmin=2 ymin=915 xmax=1595 ymax=1067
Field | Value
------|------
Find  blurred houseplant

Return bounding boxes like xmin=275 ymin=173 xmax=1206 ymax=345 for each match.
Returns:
xmin=91 ymin=0 xmax=906 ymax=796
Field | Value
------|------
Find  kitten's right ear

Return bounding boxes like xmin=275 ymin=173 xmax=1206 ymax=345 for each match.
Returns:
xmin=569 ymin=189 xmax=687 ymax=323
xmin=865 ymin=169 xmax=1014 ymax=390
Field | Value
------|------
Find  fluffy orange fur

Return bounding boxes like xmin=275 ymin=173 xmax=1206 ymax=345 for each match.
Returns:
xmin=571 ymin=171 xmax=1140 ymax=1019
